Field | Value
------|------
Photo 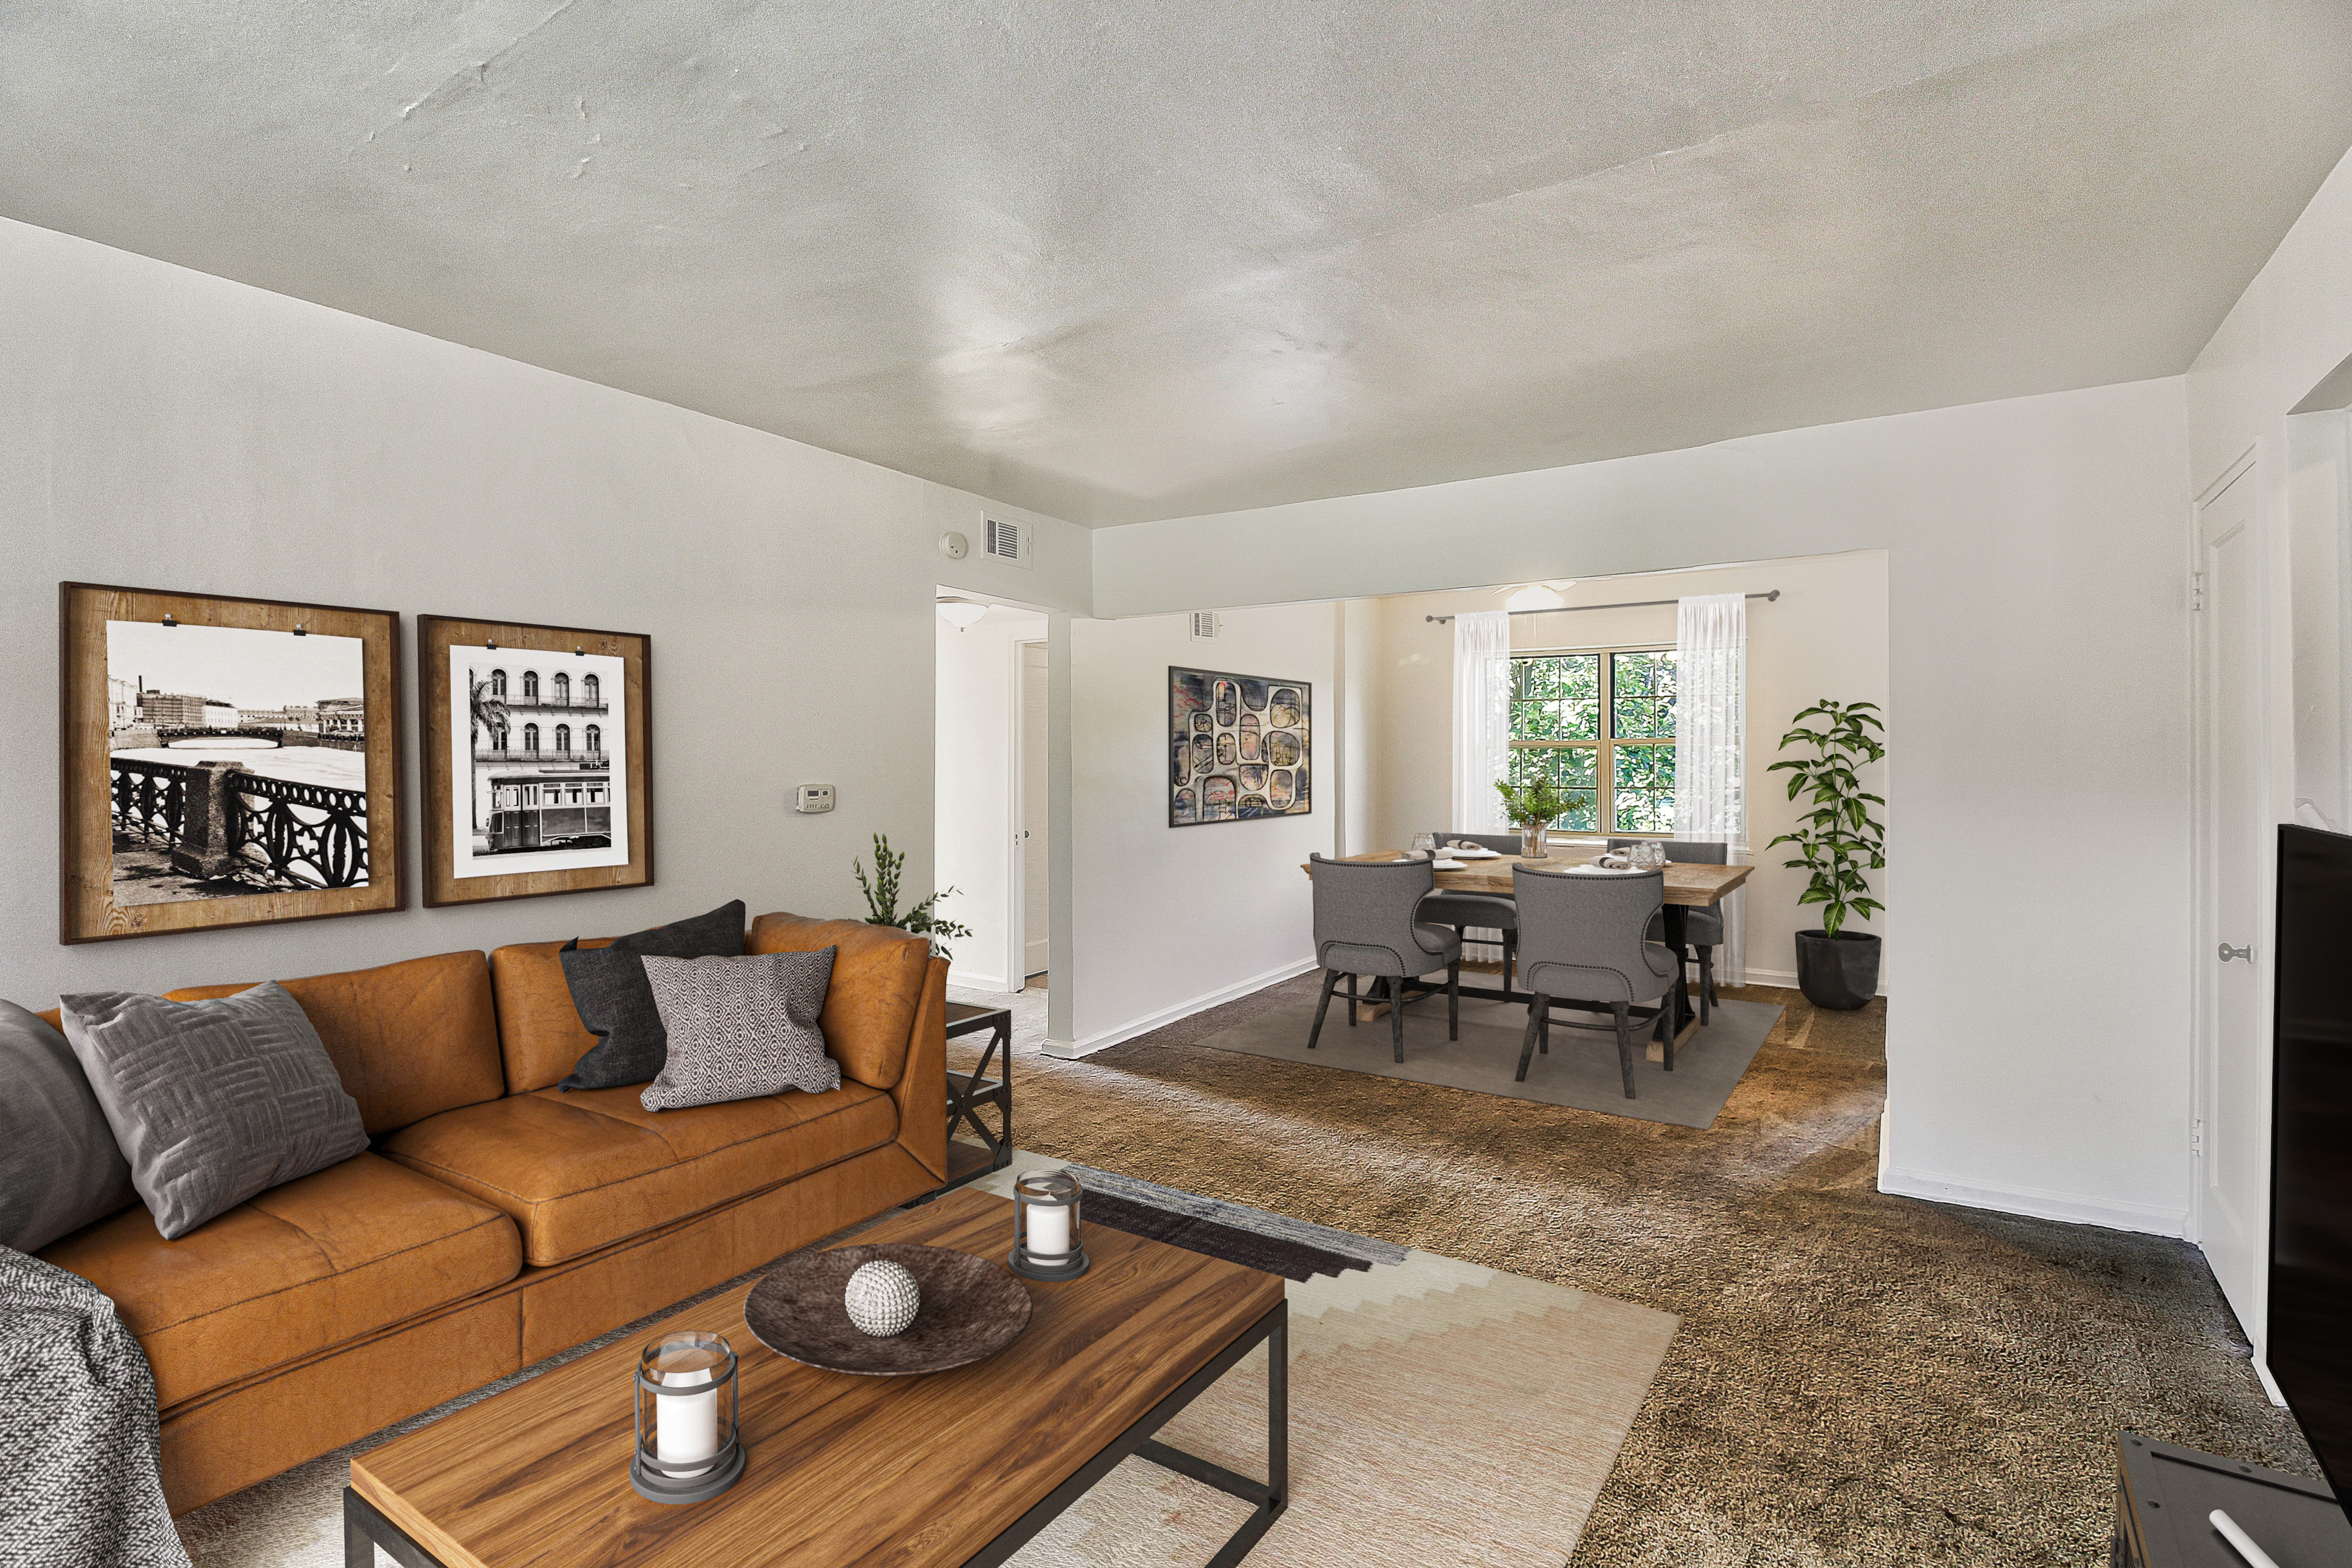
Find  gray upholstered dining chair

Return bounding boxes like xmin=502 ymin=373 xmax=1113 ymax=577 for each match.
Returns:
xmin=1509 ymin=863 xmax=1677 ymax=1097
xmin=1610 ymin=838 xmax=1728 ymax=1024
xmin=1306 ymin=854 xmax=1463 ymax=1063
xmin=1418 ymin=829 xmax=1522 ymax=984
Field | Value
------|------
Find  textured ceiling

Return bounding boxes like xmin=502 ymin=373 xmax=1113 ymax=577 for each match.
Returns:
xmin=4 ymin=1 xmax=2349 ymax=525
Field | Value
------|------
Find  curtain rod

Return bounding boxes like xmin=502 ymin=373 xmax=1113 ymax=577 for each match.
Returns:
xmin=1424 ymin=589 xmax=1778 ymax=624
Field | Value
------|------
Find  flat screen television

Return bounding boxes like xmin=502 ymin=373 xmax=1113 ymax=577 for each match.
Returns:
xmin=2270 ymin=822 xmax=2352 ymax=1521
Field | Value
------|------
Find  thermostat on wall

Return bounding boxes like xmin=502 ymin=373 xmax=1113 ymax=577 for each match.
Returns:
xmin=794 ymin=784 xmax=836 ymax=814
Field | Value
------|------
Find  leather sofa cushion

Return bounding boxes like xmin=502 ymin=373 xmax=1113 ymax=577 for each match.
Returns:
xmin=747 ymin=913 xmax=930 ymax=1091
xmin=489 ymin=936 xmax=617 ymax=1095
xmin=162 ymin=951 xmax=505 ymax=1137
xmin=379 ymin=1082 xmax=899 ymax=1266
xmin=39 ymin=1152 xmax=519 ymax=1409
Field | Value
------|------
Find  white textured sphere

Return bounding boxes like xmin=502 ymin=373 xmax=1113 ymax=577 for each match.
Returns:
xmin=844 ymin=1259 xmax=921 ymax=1337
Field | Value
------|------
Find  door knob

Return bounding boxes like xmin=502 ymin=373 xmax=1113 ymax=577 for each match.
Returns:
xmin=2218 ymin=943 xmax=2253 ymax=963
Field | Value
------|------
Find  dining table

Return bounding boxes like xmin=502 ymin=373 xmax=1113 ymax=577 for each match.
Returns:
xmin=1300 ymin=844 xmax=1752 ymax=1039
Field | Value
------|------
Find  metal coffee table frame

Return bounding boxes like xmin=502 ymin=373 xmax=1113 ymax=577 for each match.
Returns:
xmin=341 ymin=1298 xmax=1289 ymax=1568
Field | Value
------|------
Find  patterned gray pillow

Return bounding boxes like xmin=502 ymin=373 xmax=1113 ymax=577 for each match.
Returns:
xmin=57 ymin=982 xmax=368 ymax=1240
xmin=638 ymin=950 xmax=838 ymax=1112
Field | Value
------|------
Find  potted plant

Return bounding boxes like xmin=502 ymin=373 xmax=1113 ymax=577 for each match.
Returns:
xmin=1766 ymin=699 xmax=1885 ymax=1009
xmin=852 ymin=833 xmax=974 ymax=961
xmin=1494 ymin=776 xmax=1588 ymax=860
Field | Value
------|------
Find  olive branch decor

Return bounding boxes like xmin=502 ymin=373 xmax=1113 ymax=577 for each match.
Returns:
xmin=852 ymin=833 xmax=973 ymax=960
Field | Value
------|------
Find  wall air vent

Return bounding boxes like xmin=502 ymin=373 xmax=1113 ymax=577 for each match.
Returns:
xmin=984 ymin=518 xmax=1030 ymax=568
xmin=1190 ymin=611 xmax=1221 ymax=641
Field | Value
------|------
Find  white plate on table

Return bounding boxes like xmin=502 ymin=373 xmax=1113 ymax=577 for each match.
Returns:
xmin=1431 ymin=858 xmax=1468 ymax=870
xmin=1446 ymin=847 xmax=1503 ymax=859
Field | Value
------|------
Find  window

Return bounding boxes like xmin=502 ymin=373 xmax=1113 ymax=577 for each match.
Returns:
xmin=553 ymin=672 xmax=569 ymax=705
xmin=583 ymin=674 xmax=600 ymax=705
xmin=491 ymin=722 xmax=509 ymax=750
xmin=585 ymin=723 xmax=601 ymax=754
xmin=522 ymin=671 xmax=539 ymax=700
xmin=554 ymin=723 xmax=571 ymax=754
xmin=489 ymin=669 xmax=507 ymax=698
xmin=523 ymin=723 xmax=539 ymax=753
xmin=1509 ymin=646 xmax=1679 ymax=834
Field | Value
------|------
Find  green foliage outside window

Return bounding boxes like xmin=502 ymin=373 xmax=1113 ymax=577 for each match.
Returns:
xmin=1509 ymin=647 xmax=1678 ymax=834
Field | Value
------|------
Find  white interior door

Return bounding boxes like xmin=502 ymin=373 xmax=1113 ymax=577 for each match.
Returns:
xmin=1021 ymin=641 xmax=1049 ymax=982
xmin=2196 ymin=463 xmax=2269 ymax=1350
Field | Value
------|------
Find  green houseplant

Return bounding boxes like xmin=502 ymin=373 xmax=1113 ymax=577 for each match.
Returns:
xmin=1494 ymin=776 xmax=1588 ymax=860
xmin=852 ymin=833 xmax=973 ymax=961
xmin=1765 ymin=699 xmax=1885 ymax=1009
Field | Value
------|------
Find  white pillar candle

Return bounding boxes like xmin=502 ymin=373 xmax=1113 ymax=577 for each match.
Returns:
xmin=1027 ymin=1202 xmax=1072 ymax=1259
xmin=656 ymin=1366 xmax=718 ymax=1478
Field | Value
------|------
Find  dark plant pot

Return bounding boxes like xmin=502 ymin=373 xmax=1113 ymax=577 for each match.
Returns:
xmin=1794 ymin=930 xmax=1880 ymax=1010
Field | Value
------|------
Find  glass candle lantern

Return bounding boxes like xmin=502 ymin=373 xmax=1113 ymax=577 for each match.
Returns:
xmin=1009 ymin=1168 xmax=1088 ymax=1280
xmin=630 ymin=1331 xmax=745 ymax=1504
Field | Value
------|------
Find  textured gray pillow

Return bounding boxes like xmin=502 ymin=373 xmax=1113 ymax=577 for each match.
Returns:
xmin=639 ymin=949 xmax=838 ymax=1112
xmin=57 ymin=983 xmax=368 ymax=1240
xmin=558 ymin=899 xmax=748 ymax=1091
xmin=0 ymin=1001 xmax=137 ymax=1254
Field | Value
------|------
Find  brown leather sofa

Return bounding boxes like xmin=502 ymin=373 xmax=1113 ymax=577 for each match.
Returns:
xmin=33 ymin=911 xmax=947 ymax=1515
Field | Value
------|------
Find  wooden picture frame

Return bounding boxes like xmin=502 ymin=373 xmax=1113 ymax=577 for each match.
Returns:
xmin=1168 ymin=665 xmax=1312 ymax=826
xmin=418 ymin=615 xmax=653 ymax=907
xmin=59 ymin=582 xmax=405 ymax=944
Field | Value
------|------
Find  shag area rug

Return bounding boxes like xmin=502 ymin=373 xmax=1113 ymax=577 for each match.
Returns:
xmin=175 ymin=1155 xmax=1672 ymax=1568
xmin=959 ymin=975 xmax=2322 ymax=1568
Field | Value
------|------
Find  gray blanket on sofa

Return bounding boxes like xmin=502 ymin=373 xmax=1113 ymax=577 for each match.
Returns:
xmin=0 ymin=1246 xmax=191 ymax=1568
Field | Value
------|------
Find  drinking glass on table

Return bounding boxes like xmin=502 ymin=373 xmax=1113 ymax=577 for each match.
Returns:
xmin=1410 ymin=833 xmax=1437 ymax=857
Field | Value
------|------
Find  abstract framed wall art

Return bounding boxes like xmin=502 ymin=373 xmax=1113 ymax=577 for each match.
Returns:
xmin=1169 ymin=666 xmax=1311 ymax=826
xmin=58 ymin=582 xmax=405 ymax=943
xmin=418 ymin=615 xmax=652 ymax=906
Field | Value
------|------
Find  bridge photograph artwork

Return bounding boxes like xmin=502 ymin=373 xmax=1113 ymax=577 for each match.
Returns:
xmin=105 ymin=617 xmax=372 ymax=906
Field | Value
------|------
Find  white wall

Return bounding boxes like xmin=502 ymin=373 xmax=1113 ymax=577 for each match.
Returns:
xmin=1092 ymin=378 xmax=2195 ymax=1235
xmin=2181 ymin=144 xmax=2352 ymax=1350
xmin=1350 ymin=553 xmax=1891 ymax=992
xmin=1064 ymin=603 xmax=1339 ymax=1051
xmin=934 ymin=606 xmax=1047 ymax=991
xmin=0 ymin=217 xmax=1087 ymax=1006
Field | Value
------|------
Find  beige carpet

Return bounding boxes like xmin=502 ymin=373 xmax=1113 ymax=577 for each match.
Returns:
xmin=176 ymin=1151 xmax=1672 ymax=1568
xmin=968 ymin=976 xmax=2323 ymax=1568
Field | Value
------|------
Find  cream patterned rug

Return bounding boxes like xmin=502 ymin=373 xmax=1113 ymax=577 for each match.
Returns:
xmin=176 ymin=1158 xmax=1673 ymax=1568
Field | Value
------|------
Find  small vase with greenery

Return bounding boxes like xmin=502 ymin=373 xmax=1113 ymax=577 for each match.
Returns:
xmin=852 ymin=833 xmax=973 ymax=961
xmin=1765 ymin=699 xmax=1885 ymax=1010
xmin=1494 ymin=776 xmax=1587 ymax=860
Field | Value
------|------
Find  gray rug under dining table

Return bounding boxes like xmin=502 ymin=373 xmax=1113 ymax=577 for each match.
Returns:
xmin=1191 ymin=991 xmax=1780 ymax=1128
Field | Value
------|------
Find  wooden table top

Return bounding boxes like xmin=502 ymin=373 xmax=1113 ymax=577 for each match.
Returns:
xmin=1304 ymin=848 xmax=1751 ymax=906
xmin=351 ymin=1188 xmax=1284 ymax=1568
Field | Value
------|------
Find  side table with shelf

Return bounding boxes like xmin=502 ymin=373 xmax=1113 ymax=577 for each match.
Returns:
xmin=936 ymin=1000 xmax=1014 ymax=1192
xmin=2113 ymin=1431 xmax=2350 ymax=1567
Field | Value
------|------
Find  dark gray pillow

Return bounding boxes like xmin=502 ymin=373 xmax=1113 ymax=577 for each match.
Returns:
xmin=558 ymin=899 xmax=746 ymax=1091
xmin=57 ymin=983 xmax=368 ymax=1241
xmin=0 ymin=1001 xmax=137 ymax=1254
xmin=639 ymin=949 xmax=839 ymax=1112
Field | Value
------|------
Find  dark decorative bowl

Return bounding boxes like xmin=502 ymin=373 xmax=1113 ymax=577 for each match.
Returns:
xmin=743 ymin=1242 xmax=1032 ymax=1376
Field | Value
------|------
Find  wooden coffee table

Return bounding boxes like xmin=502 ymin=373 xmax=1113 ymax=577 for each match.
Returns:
xmin=344 ymin=1187 xmax=1289 ymax=1568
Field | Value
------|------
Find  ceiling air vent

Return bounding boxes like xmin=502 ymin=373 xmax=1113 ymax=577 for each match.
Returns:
xmin=984 ymin=518 xmax=1030 ymax=568
xmin=1190 ymin=611 xmax=1221 ymax=641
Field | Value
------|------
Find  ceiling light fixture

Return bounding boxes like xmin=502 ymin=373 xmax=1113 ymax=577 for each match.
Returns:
xmin=936 ymin=599 xmax=988 ymax=630
xmin=1503 ymin=583 xmax=1568 ymax=613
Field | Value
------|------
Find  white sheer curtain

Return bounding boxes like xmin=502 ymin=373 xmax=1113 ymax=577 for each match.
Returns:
xmin=1452 ymin=611 xmax=1513 ymax=833
xmin=1674 ymin=594 xmax=1747 ymax=986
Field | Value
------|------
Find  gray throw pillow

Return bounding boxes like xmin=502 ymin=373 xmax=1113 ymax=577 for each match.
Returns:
xmin=558 ymin=899 xmax=747 ymax=1091
xmin=0 ymin=1001 xmax=137 ymax=1254
xmin=57 ymin=983 xmax=368 ymax=1241
xmin=639 ymin=949 xmax=839 ymax=1112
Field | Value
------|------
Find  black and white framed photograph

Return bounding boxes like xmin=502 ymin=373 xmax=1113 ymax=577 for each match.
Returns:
xmin=418 ymin=615 xmax=652 ymax=906
xmin=60 ymin=583 xmax=405 ymax=942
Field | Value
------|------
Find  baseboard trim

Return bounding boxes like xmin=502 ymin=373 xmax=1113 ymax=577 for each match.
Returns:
xmin=1048 ymin=956 xmax=1320 ymax=1059
xmin=946 ymin=966 xmax=1016 ymax=994
xmin=1742 ymin=964 xmax=1890 ymax=998
xmin=1877 ymin=1166 xmax=2188 ymax=1238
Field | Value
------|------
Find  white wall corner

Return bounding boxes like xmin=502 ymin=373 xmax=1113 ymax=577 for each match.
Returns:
xmin=1877 ymin=1165 xmax=2189 ymax=1239
xmin=1046 ymin=955 xmax=1319 ymax=1059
